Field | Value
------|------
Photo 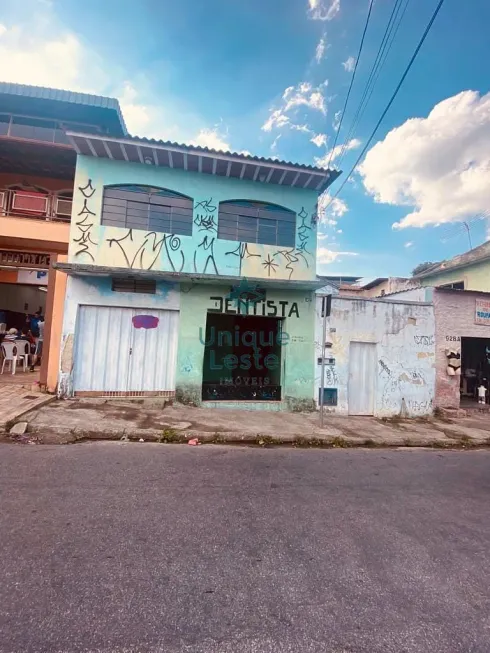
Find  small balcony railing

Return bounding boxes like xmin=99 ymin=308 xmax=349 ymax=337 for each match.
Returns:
xmin=0 ymin=189 xmax=72 ymax=222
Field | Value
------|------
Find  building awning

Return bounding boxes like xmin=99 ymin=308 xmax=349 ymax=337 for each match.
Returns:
xmin=53 ymin=262 xmax=324 ymax=291
xmin=66 ymin=132 xmax=341 ymax=194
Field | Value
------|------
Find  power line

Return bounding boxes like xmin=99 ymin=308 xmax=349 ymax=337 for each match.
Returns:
xmin=325 ymin=0 xmax=374 ymax=170
xmin=323 ymin=0 xmax=447 ymax=213
xmin=337 ymin=0 xmax=407 ymax=166
xmin=338 ymin=0 xmax=411 ymax=167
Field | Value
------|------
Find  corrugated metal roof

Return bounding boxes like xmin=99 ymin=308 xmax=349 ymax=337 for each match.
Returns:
xmin=0 ymin=81 xmax=127 ymax=133
xmin=123 ymin=133 xmax=334 ymax=174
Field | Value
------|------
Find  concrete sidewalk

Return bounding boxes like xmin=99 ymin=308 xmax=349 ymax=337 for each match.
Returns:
xmin=0 ymin=385 xmax=54 ymax=430
xmin=5 ymin=397 xmax=490 ymax=447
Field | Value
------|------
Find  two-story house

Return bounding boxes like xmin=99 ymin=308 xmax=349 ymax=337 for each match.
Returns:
xmin=55 ymin=132 xmax=339 ymax=410
xmin=0 ymin=82 xmax=126 ymax=389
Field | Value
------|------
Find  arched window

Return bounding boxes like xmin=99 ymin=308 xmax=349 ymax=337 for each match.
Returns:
xmin=218 ymin=200 xmax=296 ymax=247
xmin=101 ymin=184 xmax=193 ymax=236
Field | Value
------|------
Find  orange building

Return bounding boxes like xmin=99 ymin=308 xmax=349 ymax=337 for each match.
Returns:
xmin=0 ymin=82 xmax=126 ymax=390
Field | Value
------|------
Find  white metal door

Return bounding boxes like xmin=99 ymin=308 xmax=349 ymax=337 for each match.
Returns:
xmin=348 ymin=342 xmax=376 ymax=415
xmin=73 ymin=306 xmax=178 ymax=393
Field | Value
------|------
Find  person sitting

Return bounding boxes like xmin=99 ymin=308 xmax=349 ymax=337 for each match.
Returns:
xmin=3 ymin=328 xmax=18 ymax=341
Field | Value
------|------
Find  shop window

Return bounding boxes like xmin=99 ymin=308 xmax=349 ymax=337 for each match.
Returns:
xmin=218 ymin=200 xmax=296 ymax=247
xmin=111 ymin=278 xmax=156 ymax=294
xmin=101 ymin=185 xmax=193 ymax=236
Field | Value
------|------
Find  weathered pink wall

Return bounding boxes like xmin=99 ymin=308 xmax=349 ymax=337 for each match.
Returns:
xmin=434 ymin=289 xmax=490 ymax=408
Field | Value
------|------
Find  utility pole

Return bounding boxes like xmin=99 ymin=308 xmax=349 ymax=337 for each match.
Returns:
xmin=319 ymin=294 xmax=331 ymax=428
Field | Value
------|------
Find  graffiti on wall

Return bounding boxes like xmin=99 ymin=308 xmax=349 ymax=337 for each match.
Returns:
xmin=73 ymin=180 xmax=98 ymax=262
xmin=379 ymin=356 xmax=432 ymax=414
xmin=106 ymin=229 xmax=186 ymax=272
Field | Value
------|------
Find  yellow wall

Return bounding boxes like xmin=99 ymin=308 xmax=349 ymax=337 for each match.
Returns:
xmin=420 ymin=258 xmax=490 ymax=292
xmin=0 ymin=216 xmax=69 ymax=249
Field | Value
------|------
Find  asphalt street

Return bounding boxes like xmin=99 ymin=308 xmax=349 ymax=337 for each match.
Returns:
xmin=1 ymin=443 xmax=490 ymax=653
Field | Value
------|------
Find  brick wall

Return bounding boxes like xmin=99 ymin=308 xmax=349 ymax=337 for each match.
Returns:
xmin=434 ymin=289 xmax=490 ymax=408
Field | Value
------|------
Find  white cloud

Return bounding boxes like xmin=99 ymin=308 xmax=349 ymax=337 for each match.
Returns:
xmin=270 ymin=134 xmax=282 ymax=152
xmin=315 ymin=34 xmax=327 ymax=63
xmin=290 ymin=123 xmax=312 ymax=134
xmin=404 ymin=241 xmax=413 ymax=248
xmin=191 ymin=127 xmax=230 ymax=152
xmin=317 ymin=248 xmax=358 ymax=264
xmin=311 ymin=133 xmax=328 ymax=147
xmin=308 ymin=0 xmax=340 ymax=21
xmin=262 ymin=108 xmax=290 ymax=132
xmin=317 ymin=232 xmax=329 ymax=240
xmin=262 ymin=81 xmax=327 ymax=133
xmin=318 ymin=191 xmax=348 ymax=226
xmin=359 ymin=90 xmax=490 ymax=230
xmin=0 ymin=11 xmax=238 ymax=150
xmin=342 ymin=56 xmax=356 ymax=72
xmin=315 ymin=137 xmax=361 ymax=167
xmin=332 ymin=110 xmax=342 ymax=131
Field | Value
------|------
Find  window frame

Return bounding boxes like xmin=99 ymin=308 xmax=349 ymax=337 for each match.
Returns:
xmin=101 ymin=184 xmax=194 ymax=237
xmin=217 ymin=200 xmax=296 ymax=247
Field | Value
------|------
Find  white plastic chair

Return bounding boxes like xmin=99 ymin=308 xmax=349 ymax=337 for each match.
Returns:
xmin=15 ymin=340 xmax=30 ymax=372
xmin=1 ymin=341 xmax=18 ymax=374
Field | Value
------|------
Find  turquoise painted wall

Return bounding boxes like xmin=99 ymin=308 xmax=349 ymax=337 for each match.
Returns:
xmin=176 ymin=284 xmax=316 ymax=410
xmin=69 ymin=156 xmax=319 ymax=282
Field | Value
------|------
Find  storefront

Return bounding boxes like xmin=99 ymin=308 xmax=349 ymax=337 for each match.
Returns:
xmin=434 ymin=288 xmax=490 ymax=408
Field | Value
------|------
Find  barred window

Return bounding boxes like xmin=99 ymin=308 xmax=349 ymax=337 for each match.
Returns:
xmin=218 ymin=200 xmax=296 ymax=247
xmin=101 ymin=185 xmax=193 ymax=236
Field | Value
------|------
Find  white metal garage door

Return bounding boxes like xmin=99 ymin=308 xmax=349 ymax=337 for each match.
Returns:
xmin=348 ymin=341 xmax=377 ymax=415
xmin=73 ymin=305 xmax=178 ymax=394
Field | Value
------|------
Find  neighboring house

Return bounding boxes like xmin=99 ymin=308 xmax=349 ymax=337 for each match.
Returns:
xmin=314 ymin=293 xmax=435 ymax=417
xmin=414 ymin=241 xmax=490 ymax=291
xmin=0 ymin=82 xmax=126 ymax=390
xmin=55 ymin=131 xmax=340 ymax=410
xmin=339 ymin=276 xmax=418 ymax=298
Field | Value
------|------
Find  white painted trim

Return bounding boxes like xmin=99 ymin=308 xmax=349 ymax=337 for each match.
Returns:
xmin=136 ymin=145 xmax=145 ymax=164
xmin=265 ymin=168 xmax=274 ymax=183
xmin=303 ymin=174 xmax=314 ymax=188
xmin=198 ymin=156 xmax=202 ymax=173
xmin=102 ymin=140 xmax=114 ymax=159
xmin=152 ymin=148 xmax=159 ymax=165
xmin=183 ymin=152 xmax=188 ymax=171
xmin=120 ymin=143 xmax=129 ymax=161
xmin=168 ymin=150 xmax=174 ymax=168
xmin=85 ymin=138 xmax=98 ymax=157
xmin=291 ymin=171 xmax=301 ymax=187
xmin=226 ymin=161 xmax=232 ymax=177
xmin=66 ymin=134 xmax=82 ymax=155
xmin=239 ymin=163 xmax=247 ymax=179
xmin=278 ymin=170 xmax=287 ymax=185
xmin=212 ymin=158 xmax=217 ymax=175
xmin=253 ymin=165 xmax=261 ymax=181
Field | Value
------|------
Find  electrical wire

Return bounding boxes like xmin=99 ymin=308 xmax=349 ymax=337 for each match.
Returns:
xmin=337 ymin=0 xmax=405 ymax=165
xmin=337 ymin=0 xmax=411 ymax=167
xmin=322 ymin=0 xmax=447 ymax=213
xmin=325 ymin=0 xmax=375 ymax=170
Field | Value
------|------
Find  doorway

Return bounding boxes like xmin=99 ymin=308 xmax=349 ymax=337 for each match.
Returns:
xmin=348 ymin=342 xmax=377 ymax=415
xmin=460 ymin=337 xmax=490 ymax=405
xmin=202 ymin=313 xmax=282 ymax=401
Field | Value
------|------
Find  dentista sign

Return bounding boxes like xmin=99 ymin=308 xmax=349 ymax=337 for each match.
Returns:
xmin=209 ymin=296 xmax=300 ymax=318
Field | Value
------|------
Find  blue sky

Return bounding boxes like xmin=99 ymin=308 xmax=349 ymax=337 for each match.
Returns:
xmin=1 ymin=0 xmax=489 ymax=278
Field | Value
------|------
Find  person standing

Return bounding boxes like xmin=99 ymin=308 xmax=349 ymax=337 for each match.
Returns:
xmin=477 ymin=384 xmax=487 ymax=405
xmin=30 ymin=317 xmax=44 ymax=372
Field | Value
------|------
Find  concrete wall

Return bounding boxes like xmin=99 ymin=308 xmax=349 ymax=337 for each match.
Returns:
xmin=421 ymin=258 xmax=490 ymax=292
xmin=68 ymin=156 xmax=319 ymax=282
xmin=177 ymin=284 xmax=316 ymax=411
xmin=434 ymin=289 xmax=490 ymax=408
xmin=58 ymin=275 xmax=180 ymax=396
xmin=315 ymin=296 xmax=436 ymax=417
